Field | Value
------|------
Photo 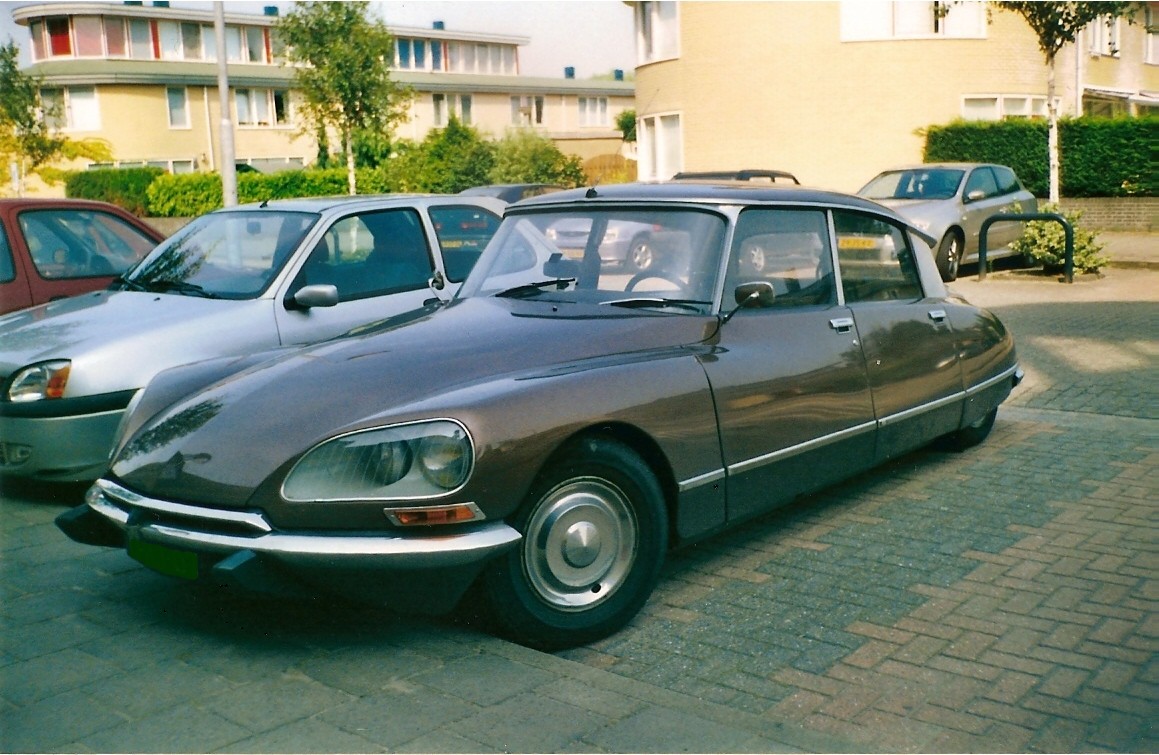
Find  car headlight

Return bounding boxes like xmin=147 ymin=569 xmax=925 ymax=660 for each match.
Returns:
xmin=282 ymin=419 xmax=473 ymax=502
xmin=7 ymin=360 xmax=71 ymax=402
xmin=602 ymin=228 xmax=620 ymax=242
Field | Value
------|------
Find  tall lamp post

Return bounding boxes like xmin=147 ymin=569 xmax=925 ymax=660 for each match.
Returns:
xmin=214 ymin=2 xmax=237 ymax=206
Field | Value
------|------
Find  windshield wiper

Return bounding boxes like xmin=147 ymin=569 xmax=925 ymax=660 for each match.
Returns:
xmin=601 ymin=297 xmax=709 ymax=313
xmin=110 ymin=274 xmax=147 ymax=292
xmin=495 ymin=278 xmax=576 ymax=299
xmin=142 ymin=279 xmax=221 ymax=299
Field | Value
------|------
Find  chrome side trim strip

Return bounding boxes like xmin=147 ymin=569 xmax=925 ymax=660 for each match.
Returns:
xmin=93 ymin=478 xmax=272 ymax=533
xmin=728 ymin=420 xmax=877 ymax=476
xmin=678 ymin=468 xmax=726 ymax=493
xmin=876 ymin=391 xmax=963 ymax=428
xmin=964 ymin=364 xmax=1021 ymax=396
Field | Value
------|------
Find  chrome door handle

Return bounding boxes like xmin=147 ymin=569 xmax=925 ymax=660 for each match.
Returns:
xmin=829 ymin=317 xmax=854 ymax=333
xmin=928 ymin=309 xmax=947 ymax=322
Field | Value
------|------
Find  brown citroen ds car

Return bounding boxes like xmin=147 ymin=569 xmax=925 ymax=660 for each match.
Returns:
xmin=58 ymin=182 xmax=1021 ymax=649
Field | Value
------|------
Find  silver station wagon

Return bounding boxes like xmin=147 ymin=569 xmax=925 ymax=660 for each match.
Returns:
xmin=57 ymin=183 xmax=1020 ymax=648
xmin=0 ymin=194 xmax=503 ymax=482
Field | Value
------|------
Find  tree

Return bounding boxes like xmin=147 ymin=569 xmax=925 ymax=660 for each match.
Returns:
xmin=276 ymin=2 xmax=411 ymax=194
xmin=490 ymin=130 xmax=585 ymax=187
xmin=993 ymin=2 xmax=1139 ymax=203
xmin=615 ymin=109 xmax=637 ymax=143
xmin=0 ymin=40 xmax=112 ymax=195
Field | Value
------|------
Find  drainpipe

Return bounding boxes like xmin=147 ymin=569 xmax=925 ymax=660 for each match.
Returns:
xmin=203 ymin=86 xmax=215 ymax=170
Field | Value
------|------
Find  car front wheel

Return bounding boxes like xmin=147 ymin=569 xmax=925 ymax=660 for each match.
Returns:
xmin=936 ymin=231 xmax=961 ymax=282
xmin=937 ymin=407 xmax=997 ymax=451
xmin=626 ymin=236 xmax=656 ymax=273
xmin=480 ymin=437 xmax=668 ymax=649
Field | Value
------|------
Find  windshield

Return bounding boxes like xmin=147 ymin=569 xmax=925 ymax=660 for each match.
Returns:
xmin=458 ymin=208 xmax=727 ymax=314
xmin=123 ymin=210 xmax=319 ymax=299
xmin=860 ymin=168 xmax=965 ymax=201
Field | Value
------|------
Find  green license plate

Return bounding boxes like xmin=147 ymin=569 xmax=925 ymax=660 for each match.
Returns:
xmin=128 ymin=537 xmax=199 ymax=580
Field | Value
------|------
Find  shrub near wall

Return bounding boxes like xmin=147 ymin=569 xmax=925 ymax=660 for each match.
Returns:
xmin=65 ymin=167 xmax=166 ymax=215
xmin=145 ymin=169 xmax=395 ymax=217
xmin=923 ymin=117 xmax=1158 ymax=198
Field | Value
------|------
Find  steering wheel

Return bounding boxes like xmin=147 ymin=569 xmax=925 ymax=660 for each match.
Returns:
xmin=625 ymin=271 xmax=689 ymax=296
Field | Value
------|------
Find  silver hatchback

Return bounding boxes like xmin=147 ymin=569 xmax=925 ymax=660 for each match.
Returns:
xmin=859 ymin=163 xmax=1037 ymax=281
xmin=0 ymin=194 xmax=503 ymax=482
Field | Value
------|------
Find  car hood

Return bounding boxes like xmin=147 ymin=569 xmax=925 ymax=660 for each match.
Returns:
xmin=0 ymin=290 xmax=275 ymax=396
xmin=111 ymin=297 xmax=717 ymax=505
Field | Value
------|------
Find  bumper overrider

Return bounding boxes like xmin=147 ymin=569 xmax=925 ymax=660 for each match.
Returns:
xmin=56 ymin=478 xmax=522 ymax=612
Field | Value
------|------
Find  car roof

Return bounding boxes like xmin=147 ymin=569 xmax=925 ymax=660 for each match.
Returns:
xmin=512 ymin=181 xmax=894 ymax=214
xmin=876 ymin=163 xmax=1001 ymax=172
xmin=0 ymin=197 xmax=138 ymax=210
xmin=217 ymin=193 xmax=502 ymax=214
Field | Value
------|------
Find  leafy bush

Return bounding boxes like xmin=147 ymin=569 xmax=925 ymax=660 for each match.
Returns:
xmin=1010 ymin=203 xmax=1109 ymax=273
xmin=924 ymin=117 xmax=1158 ymax=197
xmin=490 ymin=130 xmax=584 ymax=187
xmin=65 ymin=167 xmax=165 ymax=214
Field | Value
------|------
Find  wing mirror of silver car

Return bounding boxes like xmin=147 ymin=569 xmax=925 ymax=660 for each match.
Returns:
xmin=721 ymin=281 xmax=776 ymax=325
xmin=289 ymin=284 xmax=340 ymax=309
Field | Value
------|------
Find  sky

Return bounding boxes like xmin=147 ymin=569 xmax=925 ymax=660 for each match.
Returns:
xmin=0 ymin=0 xmax=637 ymax=79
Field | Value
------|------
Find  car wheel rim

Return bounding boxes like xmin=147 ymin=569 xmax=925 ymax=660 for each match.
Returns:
xmin=747 ymin=247 xmax=766 ymax=272
xmin=523 ymin=477 xmax=637 ymax=611
xmin=947 ymin=238 xmax=960 ymax=277
xmin=631 ymin=243 xmax=653 ymax=271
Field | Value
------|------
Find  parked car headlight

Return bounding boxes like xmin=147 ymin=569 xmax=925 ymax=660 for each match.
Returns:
xmin=282 ymin=420 xmax=473 ymax=502
xmin=7 ymin=360 xmax=71 ymax=402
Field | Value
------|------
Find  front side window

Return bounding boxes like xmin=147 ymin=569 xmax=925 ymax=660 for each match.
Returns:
xmin=461 ymin=207 xmax=726 ymax=315
xmin=833 ymin=211 xmax=922 ymax=303
xmin=19 ymin=209 xmax=157 ymax=279
xmin=429 ymin=205 xmax=502 ymax=281
xmin=0 ymin=223 xmax=15 ymax=283
xmin=725 ymin=209 xmax=836 ymax=308
xmin=127 ymin=211 xmax=318 ymax=299
xmin=296 ymin=209 xmax=432 ymax=302
xmin=964 ymin=167 xmax=999 ymax=200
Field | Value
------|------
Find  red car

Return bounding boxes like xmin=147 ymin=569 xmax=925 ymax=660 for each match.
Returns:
xmin=0 ymin=199 xmax=164 ymax=315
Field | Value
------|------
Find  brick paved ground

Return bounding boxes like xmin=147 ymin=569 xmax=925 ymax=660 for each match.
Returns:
xmin=1 ymin=265 xmax=1155 ymax=753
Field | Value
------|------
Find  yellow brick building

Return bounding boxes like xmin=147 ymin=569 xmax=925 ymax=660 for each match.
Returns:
xmin=631 ymin=1 xmax=1158 ymax=191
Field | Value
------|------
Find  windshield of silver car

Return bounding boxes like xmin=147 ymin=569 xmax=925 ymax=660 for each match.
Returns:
xmin=458 ymin=208 xmax=728 ymax=314
xmin=119 ymin=211 xmax=320 ymax=299
xmin=860 ymin=169 xmax=965 ymax=201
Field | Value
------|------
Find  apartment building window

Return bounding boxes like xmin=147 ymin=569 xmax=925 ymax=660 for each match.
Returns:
xmin=105 ymin=18 xmax=126 ymax=56
xmin=246 ymin=27 xmax=267 ymax=63
xmin=1088 ymin=15 xmax=1121 ymax=57
xmin=446 ymin=42 xmax=516 ymax=74
xmin=511 ymin=96 xmax=545 ymax=126
xmin=167 ymin=87 xmax=190 ymax=128
xmin=1148 ymin=7 xmax=1159 ymax=64
xmin=158 ymin=21 xmax=206 ymax=60
xmin=434 ymin=94 xmax=473 ymax=125
xmin=40 ymin=87 xmax=100 ymax=131
xmin=28 ymin=17 xmax=72 ymax=59
xmin=639 ymin=113 xmax=682 ymax=180
xmin=636 ymin=1 xmax=679 ymax=63
xmin=841 ymin=1 xmax=985 ymax=40
xmin=578 ymin=97 xmax=609 ymax=127
xmin=963 ymin=95 xmax=1047 ymax=120
xmin=235 ymin=89 xmax=291 ymax=127
xmin=73 ymin=17 xmax=104 ymax=56
xmin=397 ymin=38 xmax=435 ymax=70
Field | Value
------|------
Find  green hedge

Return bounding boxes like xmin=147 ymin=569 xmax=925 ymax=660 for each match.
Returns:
xmin=144 ymin=168 xmax=397 ymax=217
xmin=65 ymin=167 xmax=166 ymax=214
xmin=923 ymin=117 xmax=1158 ymax=197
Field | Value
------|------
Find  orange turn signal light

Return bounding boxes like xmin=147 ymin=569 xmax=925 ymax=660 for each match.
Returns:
xmin=384 ymin=503 xmax=484 ymax=527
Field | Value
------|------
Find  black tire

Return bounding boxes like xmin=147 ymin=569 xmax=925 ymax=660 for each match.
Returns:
xmin=936 ymin=231 xmax=961 ymax=282
xmin=480 ymin=437 xmax=668 ymax=649
xmin=625 ymin=235 xmax=656 ymax=273
xmin=937 ymin=407 xmax=997 ymax=452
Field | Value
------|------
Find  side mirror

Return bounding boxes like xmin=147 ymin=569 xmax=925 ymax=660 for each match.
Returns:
xmin=289 ymin=284 xmax=339 ymax=309
xmin=965 ymin=189 xmax=986 ymax=203
xmin=734 ymin=281 xmax=776 ymax=308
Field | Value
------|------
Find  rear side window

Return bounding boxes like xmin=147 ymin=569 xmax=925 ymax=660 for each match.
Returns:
xmin=430 ymin=205 xmax=502 ymax=282
xmin=833 ymin=210 xmax=922 ymax=303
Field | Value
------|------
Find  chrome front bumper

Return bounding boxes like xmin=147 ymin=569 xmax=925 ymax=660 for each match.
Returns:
xmin=59 ymin=478 xmax=522 ymax=609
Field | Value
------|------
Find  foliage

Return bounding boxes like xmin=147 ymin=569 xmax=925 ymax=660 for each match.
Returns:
xmin=65 ymin=167 xmax=165 ymax=214
xmin=1010 ymin=203 xmax=1109 ymax=273
xmin=923 ymin=117 xmax=1157 ymax=197
xmin=382 ymin=117 xmax=495 ymax=193
xmin=489 ymin=130 xmax=585 ymax=187
xmin=615 ymin=109 xmax=637 ymax=143
xmin=0 ymin=41 xmax=62 ymax=175
xmin=276 ymin=2 xmax=411 ymax=193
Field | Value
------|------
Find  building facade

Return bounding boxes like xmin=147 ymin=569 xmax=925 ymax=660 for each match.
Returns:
xmin=631 ymin=1 xmax=1158 ymax=191
xmin=11 ymin=2 xmax=634 ymax=194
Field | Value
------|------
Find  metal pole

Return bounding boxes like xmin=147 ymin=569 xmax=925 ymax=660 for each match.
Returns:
xmin=214 ymin=2 xmax=237 ymax=207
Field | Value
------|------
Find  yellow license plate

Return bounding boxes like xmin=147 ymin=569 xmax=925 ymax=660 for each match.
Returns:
xmin=838 ymin=236 xmax=880 ymax=250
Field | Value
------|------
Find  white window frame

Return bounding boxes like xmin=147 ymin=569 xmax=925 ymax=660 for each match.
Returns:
xmin=578 ymin=97 xmax=609 ymax=127
xmin=841 ymin=1 xmax=985 ymax=41
xmin=636 ymin=1 xmax=679 ymax=64
xmin=511 ymin=95 xmax=545 ymax=126
xmin=1088 ymin=14 xmax=1121 ymax=57
xmin=638 ymin=112 xmax=682 ymax=180
xmin=961 ymin=94 xmax=1049 ymax=120
xmin=433 ymin=93 xmax=473 ymax=126
xmin=235 ymin=88 xmax=291 ymax=127
xmin=167 ymin=86 xmax=190 ymax=128
xmin=40 ymin=86 xmax=100 ymax=131
xmin=1146 ymin=6 xmax=1159 ymax=65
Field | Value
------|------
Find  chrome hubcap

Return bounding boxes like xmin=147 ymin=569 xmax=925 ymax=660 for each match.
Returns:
xmin=524 ymin=478 xmax=637 ymax=610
